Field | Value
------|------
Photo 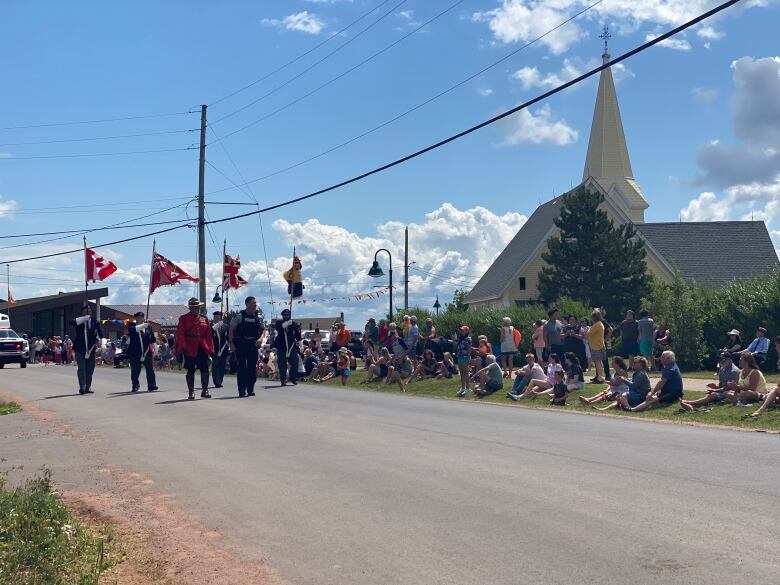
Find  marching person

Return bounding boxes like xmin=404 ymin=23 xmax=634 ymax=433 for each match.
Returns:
xmin=211 ymin=310 xmax=229 ymax=388
xmin=175 ymin=298 xmax=215 ymax=400
xmin=228 ymin=296 xmax=264 ymax=397
xmin=274 ymin=308 xmax=302 ymax=386
xmin=70 ymin=304 xmax=104 ymax=395
xmin=127 ymin=311 xmax=158 ymax=392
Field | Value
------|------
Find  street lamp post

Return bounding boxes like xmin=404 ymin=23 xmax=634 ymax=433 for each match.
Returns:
xmin=433 ymin=295 xmax=441 ymax=316
xmin=368 ymin=249 xmax=393 ymax=322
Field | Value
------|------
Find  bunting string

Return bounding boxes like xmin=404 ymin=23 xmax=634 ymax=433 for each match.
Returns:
xmin=267 ymin=287 xmax=390 ymax=305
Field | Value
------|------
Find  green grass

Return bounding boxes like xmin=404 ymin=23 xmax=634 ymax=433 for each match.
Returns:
xmin=0 ymin=402 xmax=21 ymax=416
xmin=0 ymin=470 xmax=114 ymax=585
xmin=315 ymin=369 xmax=780 ymax=432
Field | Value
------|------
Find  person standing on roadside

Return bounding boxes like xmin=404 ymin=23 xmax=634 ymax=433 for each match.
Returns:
xmin=274 ymin=308 xmax=302 ymax=386
xmin=175 ymin=298 xmax=215 ymax=400
xmin=70 ymin=304 xmax=103 ymax=395
xmin=543 ymin=309 xmax=564 ymax=361
xmin=127 ymin=311 xmax=158 ymax=392
xmin=211 ymin=311 xmax=229 ymax=389
xmin=229 ymin=296 xmax=263 ymax=397
xmin=618 ymin=310 xmax=639 ymax=361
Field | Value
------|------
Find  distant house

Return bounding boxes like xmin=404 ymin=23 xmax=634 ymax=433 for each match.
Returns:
xmin=467 ymin=45 xmax=779 ymax=310
xmin=0 ymin=288 xmax=109 ymax=338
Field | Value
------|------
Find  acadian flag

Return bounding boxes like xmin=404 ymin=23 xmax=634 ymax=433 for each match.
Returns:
xmin=283 ymin=256 xmax=304 ymax=298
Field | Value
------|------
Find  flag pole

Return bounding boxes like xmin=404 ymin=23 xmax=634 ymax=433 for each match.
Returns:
xmin=5 ymin=264 xmax=10 ymax=323
xmin=289 ymin=247 xmax=296 ymax=316
xmin=83 ymin=235 xmax=88 ymax=303
xmin=221 ymin=239 xmax=226 ymax=315
xmin=145 ymin=240 xmax=156 ymax=320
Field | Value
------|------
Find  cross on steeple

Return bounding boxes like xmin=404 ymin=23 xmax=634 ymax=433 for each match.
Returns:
xmin=599 ymin=24 xmax=611 ymax=53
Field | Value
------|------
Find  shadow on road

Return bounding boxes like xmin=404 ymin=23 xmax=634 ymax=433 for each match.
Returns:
xmin=41 ymin=393 xmax=84 ymax=400
xmin=155 ymin=398 xmax=199 ymax=405
xmin=106 ymin=390 xmax=167 ymax=398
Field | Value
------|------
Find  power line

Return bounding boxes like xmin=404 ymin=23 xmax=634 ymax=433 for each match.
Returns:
xmin=410 ymin=265 xmax=484 ymax=279
xmin=209 ymin=0 xmax=400 ymax=108
xmin=206 ymin=0 xmax=605 ymax=190
xmin=0 ymin=110 xmax=195 ymax=131
xmin=0 ymin=0 xmax=744 ymax=266
xmin=0 ymin=128 xmax=197 ymax=147
xmin=0 ymin=217 xmax=193 ymax=241
xmin=0 ymin=145 xmax=197 ymax=161
xmin=6 ymin=195 xmax=193 ymax=214
xmin=202 ymin=0 xmax=740 ymax=226
xmin=211 ymin=0 xmax=466 ymax=142
xmin=211 ymin=0 xmax=408 ymax=126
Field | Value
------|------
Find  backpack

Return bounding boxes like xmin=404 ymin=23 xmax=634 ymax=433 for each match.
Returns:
xmin=513 ymin=327 xmax=522 ymax=347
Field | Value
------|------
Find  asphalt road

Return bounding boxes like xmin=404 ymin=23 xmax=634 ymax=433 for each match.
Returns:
xmin=2 ymin=364 xmax=779 ymax=585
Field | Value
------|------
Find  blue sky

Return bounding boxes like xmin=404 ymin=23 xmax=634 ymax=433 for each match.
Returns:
xmin=1 ymin=0 xmax=779 ymax=326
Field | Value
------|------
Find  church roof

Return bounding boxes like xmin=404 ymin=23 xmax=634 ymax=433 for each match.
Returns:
xmin=635 ymin=221 xmax=779 ymax=285
xmin=466 ymin=196 xmax=564 ymax=303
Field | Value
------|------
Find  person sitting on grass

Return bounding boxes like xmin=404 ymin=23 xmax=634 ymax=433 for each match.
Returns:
xmin=721 ymin=329 xmax=742 ymax=359
xmin=472 ymin=335 xmax=492 ymax=371
xmin=550 ymin=370 xmax=568 ymax=406
xmin=519 ymin=353 xmax=564 ymax=399
xmin=364 ymin=347 xmax=391 ymax=383
xmin=603 ymin=356 xmax=653 ymax=411
xmin=408 ymin=349 xmax=438 ymax=384
xmin=679 ymin=353 xmax=740 ymax=412
xmin=385 ymin=354 xmax=413 ymax=392
xmin=578 ymin=357 xmax=629 ymax=406
xmin=311 ymin=352 xmax=335 ymax=382
xmin=436 ymin=352 xmax=456 ymax=379
xmin=507 ymin=353 xmax=546 ymax=400
xmin=746 ymin=336 xmax=780 ymax=418
xmin=563 ymin=352 xmax=585 ymax=393
xmin=628 ymin=350 xmax=683 ymax=412
xmin=473 ymin=354 xmax=504 ymax=397
xmin=304 ymin=348 xmax=319 ymax=378
xmin=736 ymin=327 xmax=770 ymax=367
xmin=730 ymin=352 xmax=768 ymax=406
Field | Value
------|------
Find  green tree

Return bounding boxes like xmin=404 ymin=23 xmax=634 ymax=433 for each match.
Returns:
xmin=445 ymin=289 xmax=469 ymax=312
xmin=537 ymin=186 xmax=651 ymax=317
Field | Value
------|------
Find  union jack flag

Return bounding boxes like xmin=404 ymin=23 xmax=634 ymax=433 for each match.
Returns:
xmin=222 ymin=253 xmax=248 ymax=290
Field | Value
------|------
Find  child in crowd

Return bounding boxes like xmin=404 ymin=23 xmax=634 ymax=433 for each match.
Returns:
xmin=550 ymin=370 xmax=568 ymax=405
xmin=564 ymin=352 xmax=585 ymax=392
xmin=337 ymin=348 xmax=351 ymax=386
xmin=578 ymin=357 xmax=629 ymax=406
xmin=524 ymin=353 xmax=564 ymax=398
xmin=437 ymin=352 xmax=456 ymax=379
xmin=532 ymin=320 xmax=546 ymax=362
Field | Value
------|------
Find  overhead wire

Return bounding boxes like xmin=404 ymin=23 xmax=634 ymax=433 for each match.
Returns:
xmin=0 ymin=0 xmax=744 ymax=266
xmin=211 ymin=0 xmax=467 ymax=141
xmin=205 ymin=0 xmax=605 ymax=191
xmin=209 ymin=0 xmax=401 ymax=107
xmin=211 ymin=0 xmax=408 ymax=125
xmin=0 ymin=145 xmax=198 ymax=161
xmin=0 ymin=110 xmax=196 ymax=131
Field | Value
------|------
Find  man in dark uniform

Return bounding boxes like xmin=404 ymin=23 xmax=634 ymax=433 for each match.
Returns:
xmin=211 ymin=310 xmax=229 ymax=388
xmin=127 ymin=311 xmax=158 ymax=392
xmin=228 ymin=296 xmax=263 ymax=397
xmin=175 ymin=298 xmax=215 ymax=400
xmin=69 ymin=304 xmax=104 ymax=395
xmin=274 ymin=308 xmax=301 ymax=386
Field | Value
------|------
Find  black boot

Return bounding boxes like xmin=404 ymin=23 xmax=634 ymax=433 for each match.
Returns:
xmin=201 ymin=389 xmax=212 ymax=399
xmin=188 ymin=391 xmax=195 ymax=400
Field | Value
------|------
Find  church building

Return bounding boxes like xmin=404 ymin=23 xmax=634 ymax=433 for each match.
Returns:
xmin=467 ymin=41 xmax=779 ymax=310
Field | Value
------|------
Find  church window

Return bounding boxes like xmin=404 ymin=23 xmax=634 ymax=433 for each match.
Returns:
xmin=518 ymin=277 xmax=526 ymax=291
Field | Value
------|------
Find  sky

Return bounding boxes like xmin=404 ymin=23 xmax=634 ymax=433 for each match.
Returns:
xmin=1 ymin=0 xmax=779 ymax=328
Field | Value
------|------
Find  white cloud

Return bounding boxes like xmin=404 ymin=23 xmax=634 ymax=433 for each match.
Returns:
xmin=512 ymin=57 xmax=633 ymax=90
xmin=691 ymin=86 xmax=719 ymax=103
xmin=477 ymin=87 xmax=494 ymax=96
xmin=396 ymin=10 xmax=414 ymax=20
xmin=262 ymin=11 xmax=327 ymax=35
xmin=645 ymin=33 xmax=692 ymax=51
xmin=679 ymin=191 xmax=730 ymax=221
xmin=0 ymin=196 xmax=18 ymax=220
xmin=696 ymin=25 xmax=724 ymax=40
xmin=500 ymin=104 xmax=578 ymax=146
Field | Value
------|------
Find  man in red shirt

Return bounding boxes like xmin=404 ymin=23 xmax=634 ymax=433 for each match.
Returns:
xmin=334 ymin=322 xmax=351 ymax=350
xmin=176 ymin=298 xmax=215 ymax=400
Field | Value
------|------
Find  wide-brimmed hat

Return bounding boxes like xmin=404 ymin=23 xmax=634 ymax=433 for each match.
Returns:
xmin=726 ymin=329 xmax=740 ymax=336
xmin=338 ymin=347 xmax=349 ymax=354
xmin=187 ymin=297 xmax=204 ymax=307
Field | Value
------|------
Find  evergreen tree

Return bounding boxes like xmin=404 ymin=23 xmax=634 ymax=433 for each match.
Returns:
xmin=537 ymin=186 xmax=651 ymax=317
xmin=445 ymin=289 xmax=469 ymax=312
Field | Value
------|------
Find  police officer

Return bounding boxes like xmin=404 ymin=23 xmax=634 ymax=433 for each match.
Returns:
xmin=69 ymin=304 xmax=103 ymax=395
xmin=274 ymin=308 xmax=302 ymax=386
xmin=127 ymin=311 xmax=158 ymax=392
xmin=229 ymin=296 xmax=264 ymax=397
xmin=211 ymin=311 xmax=229 ymax=388
xmin=175 ymin=298 xmax=215 ymax=400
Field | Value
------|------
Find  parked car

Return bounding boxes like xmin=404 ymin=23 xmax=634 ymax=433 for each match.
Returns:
xmin=0 ymin=329 xmax=28 ymax=368
xmin=348 ymin=331 xmax=364 ymax=358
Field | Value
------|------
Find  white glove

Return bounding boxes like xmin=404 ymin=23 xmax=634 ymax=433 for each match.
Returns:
xmin=136 ymin=322 xmax=149 ymax=332
xmin=75 ymin=315 xmax=90 ymax=325
xmin=282 ymin=321 xmax=291 ymax=329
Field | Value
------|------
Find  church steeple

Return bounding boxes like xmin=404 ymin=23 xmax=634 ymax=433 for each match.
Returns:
xmin=582 ymin=26 xmax=648 ymax=223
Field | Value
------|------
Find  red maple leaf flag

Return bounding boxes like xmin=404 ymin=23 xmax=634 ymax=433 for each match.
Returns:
xmin=222 ymin=253 xmax=248 ymax=291
xmin=150 ymin=252 xmax=200 ymax=294
xmin=85 ymin=248 xmax=118 ymax=282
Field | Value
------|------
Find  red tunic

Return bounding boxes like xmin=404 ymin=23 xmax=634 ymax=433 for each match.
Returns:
xmin=175 ymin=313 xmax=215 ymax=357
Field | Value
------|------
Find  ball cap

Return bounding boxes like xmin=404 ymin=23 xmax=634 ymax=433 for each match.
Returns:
xmin=459 ymin=325 xmax=470 ymax=335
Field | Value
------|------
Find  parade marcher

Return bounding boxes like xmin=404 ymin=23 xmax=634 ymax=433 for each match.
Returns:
xmin=69 ymin=304 xmax=104 ymax=395
xmin=175 ymin=298 xmax=215 ymax=400
xmin=274 ymin=308 xmax=302 ymax=386
xmin=228 ymin=296 xmax=264 ymax=397
xmin=211 ymin=311 xmax=229 ymax=388
xmin=127 ymin=311 xmax=158 ymax=392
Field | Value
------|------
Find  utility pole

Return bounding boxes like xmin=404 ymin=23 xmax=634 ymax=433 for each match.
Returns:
xmin=197 ymin=104 xmax=208 ymax=314
xmin=404 ymin=226 xmax=409 ymax=312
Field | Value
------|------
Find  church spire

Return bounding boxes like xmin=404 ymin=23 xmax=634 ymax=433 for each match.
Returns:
xmin=582 ymin=25 xmax=648 ymax=222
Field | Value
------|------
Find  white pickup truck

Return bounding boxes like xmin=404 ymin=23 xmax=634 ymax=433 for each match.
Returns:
xmin=0 ymin=328 xmax=28 ymax=368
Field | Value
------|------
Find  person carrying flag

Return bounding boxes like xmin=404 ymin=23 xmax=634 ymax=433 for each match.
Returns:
xmin=69 ymin=304 xmax=103 ymax=395
xmin=211 ymin=310 xmax=229 ymax=388
xmin=127 ymin=311 xmax=158 ymax=392
xmin=274 ymin=308 xmax=302 ymax=386
xmin=175 ymin=298 xmax=215 ymax=400
xmin=228 ymin=296 xmax=264 ymax=397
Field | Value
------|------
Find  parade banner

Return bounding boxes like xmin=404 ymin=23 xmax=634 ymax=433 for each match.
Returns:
xmin=268 ymin=287 xmax=389 ymax=305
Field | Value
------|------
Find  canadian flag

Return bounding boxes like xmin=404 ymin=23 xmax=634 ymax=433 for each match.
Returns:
xmin=150 ymin=252 xmax=200 ymax=294
xmin=222 ymin=253 xmax=248 ymax=291
xmin=85 ymin=247 xmax=118 ymax=282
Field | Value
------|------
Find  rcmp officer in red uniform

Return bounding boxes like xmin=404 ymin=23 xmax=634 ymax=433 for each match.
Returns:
xmin=175 ymin=298 xmax=215 ymax=400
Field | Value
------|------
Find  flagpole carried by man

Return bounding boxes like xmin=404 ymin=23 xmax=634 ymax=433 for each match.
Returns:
xmin=217 ymin=244 xmax=249 ymax=391
xmin=277 ymin=251 xmax=303 ymax=386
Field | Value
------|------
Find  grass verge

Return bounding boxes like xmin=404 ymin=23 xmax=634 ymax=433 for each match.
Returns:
xmin=0 ymin=402 xmax=21 ymax=416
xmin=315 ymin=369 xmax=780 ymax=432
xmin=0 ymin=470 xmax=115 ymax=585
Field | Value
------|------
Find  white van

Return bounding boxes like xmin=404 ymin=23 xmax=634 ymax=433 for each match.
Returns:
xmin=0 ymin=313 xmax=10 ymax=330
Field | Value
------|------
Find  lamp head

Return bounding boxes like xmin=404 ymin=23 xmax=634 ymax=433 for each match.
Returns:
xmin=368 ymin=261 xmax=384 ymax=278
xmin=212 ymin=292 xmax=222 ymax=303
